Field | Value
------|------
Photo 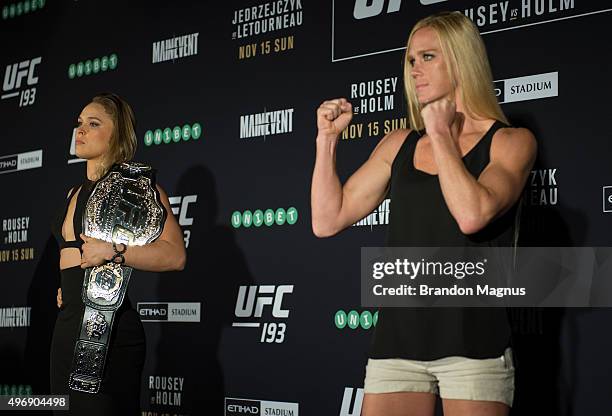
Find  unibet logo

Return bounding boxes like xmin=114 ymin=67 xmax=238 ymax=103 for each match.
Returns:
xmin=0 ymin=384 xmax=33 ymax=396
xmin=334 ymin=310 xmax=378 ymax=330
xmin=68 ymin=54 xmax=118 ymax=79
xmin=2 ymin=0 xmax=45 ymax=20
xmin=144 ymin=123 xmax=202 ymax=146
xmin=231 ymin=207 xmax=298 ymax=228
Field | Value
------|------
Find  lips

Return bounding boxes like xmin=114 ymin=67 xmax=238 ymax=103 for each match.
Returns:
xmin=416 ymin=84 xmax=428 ymax=90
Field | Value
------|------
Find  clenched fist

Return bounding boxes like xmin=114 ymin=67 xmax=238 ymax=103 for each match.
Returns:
xmin=80 ymin=233 xmax=114 ymax=269
xmin=316 ymin=98 xmax=353 ymax=140
xmin=421 ymin=98 xmax=461 ymax=139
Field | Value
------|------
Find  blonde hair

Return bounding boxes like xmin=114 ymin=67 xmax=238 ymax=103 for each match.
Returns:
xmin=91 ymin=92 xmax=137 ymax=177
xmin=403 ymin=11 xmax=508 ymax=131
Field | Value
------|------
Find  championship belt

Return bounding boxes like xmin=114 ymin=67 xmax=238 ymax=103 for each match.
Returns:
xmin=68 ymin=162 xmax=166 ymax=393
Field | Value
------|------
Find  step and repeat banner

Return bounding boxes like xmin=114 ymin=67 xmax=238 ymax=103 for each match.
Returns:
xmin=1 ymin=0 xmax=612 ymax=415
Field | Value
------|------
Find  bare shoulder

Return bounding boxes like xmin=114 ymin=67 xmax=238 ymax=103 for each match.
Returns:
xmin=491 ymin=126 xmax=537 ymax=162
xmin=371 ymin=128 xmax=413 ymax=165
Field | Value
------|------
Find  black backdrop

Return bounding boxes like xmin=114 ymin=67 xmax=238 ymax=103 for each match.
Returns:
xmin=1 ymin=0 xmax=612 ymax=415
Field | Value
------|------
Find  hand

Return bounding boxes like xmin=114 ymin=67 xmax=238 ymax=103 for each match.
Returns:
xmin=57 ymin=288 xmax=62 ymax=309
xmin=420 ymin=98 xmax=462 ymax=139
xmin=316 ymin=98 xmax=353 ymax=140
xmin=80 ymin=234 xmax=114 ymax=268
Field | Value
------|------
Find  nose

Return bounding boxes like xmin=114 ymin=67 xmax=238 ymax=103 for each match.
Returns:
xmin=76 ymin=125 xmax=86 ymax=136
xmin=410 ymin=61 xmax=422 ymax=79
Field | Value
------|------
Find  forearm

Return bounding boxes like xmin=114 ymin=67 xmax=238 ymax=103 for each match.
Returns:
xmin=431 ymin=132 xmax=494 ymax=233
xmin=121 ymin=239 xmax=186 ymax=272
xmin=311 ymin=137 xmax=344 ymax=236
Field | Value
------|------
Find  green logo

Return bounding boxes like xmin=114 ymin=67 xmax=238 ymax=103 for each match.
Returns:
xmin=153 ymin=129 xmax=163 ymax=145
xmin=231 ymin=211 xmax=242 ymax=228
xmin=242 ymin=210 xmax=253 ymax=227
xmin=275 ymin=208 xmax=286 ymax=225
xmin=144 ymin=123 xmax=203 ymax=146
xmin=182 ymin=124 xmax=191 ymax=141
xmin=144 ymin=131 xmax=153 ymax=147
xmin=192 ymin=122 xmax=202 ymax=140
xmin=0 ymin=384 xmax=33 ymax=395
xmin=3 ymin=0 xmax=43 ymax=19
xmin=334 ymin=310 xmax=347 ymax=329
xmin=347 ymin=310 xmax=360 ymax=329
xmin=69 ymin=53 xmax=118 ymax=79
xmin=109 ymin=53 xmax=118 ymax=70
xmin=253 ymin=210 xmax=264 ymax=227
xmin=163 ymin=128 xmax=172 ymax=144
xmin=286 ymin=207 xmax=298 ymax=225
xmin=76 ymin=62 xmax=84 ymax=77
xmin=335 ymin=310 xmax=378 ymax=330
xmin=264 ymin=209 xmax=275 ymax=226
xmin=101 ymin=56 xmax=109 ymax=71
xmin=232 ymin=207 xmax=299 ymax=228
xmin=172 ymin=126 xmax=182 ymax=142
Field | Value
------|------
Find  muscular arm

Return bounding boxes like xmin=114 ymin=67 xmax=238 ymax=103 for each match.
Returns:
xmin=311 ymin=132 xmax=402 ymax=237
xmin=432 ymin=126 xmax=537 ymax=234
xmin=80 ymin=185 xmax=186 ymax=271
xmin=311 ymin=98 xmax=407 ymax=237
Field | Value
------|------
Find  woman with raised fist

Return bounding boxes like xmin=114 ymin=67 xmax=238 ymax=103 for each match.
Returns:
xmin=311 ymin=11 xmax=536 ymax=416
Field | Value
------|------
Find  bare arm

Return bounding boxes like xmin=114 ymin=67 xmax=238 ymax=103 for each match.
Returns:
xmin=80 ymin=185 xmax=187 ymax=271
xmin=433 ymin=126 xmax=536 ymax=234
xmin=421 ymin=99 xmax=536 ymax=234
xmin=311 ymin=98 xmax=406 ymax=237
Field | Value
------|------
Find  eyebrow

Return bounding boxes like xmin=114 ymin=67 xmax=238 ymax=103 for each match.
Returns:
xmin=407 ymin=48 xmax=438 ymax=58
xmin=77 ymin=116 xmax=103 ymax=122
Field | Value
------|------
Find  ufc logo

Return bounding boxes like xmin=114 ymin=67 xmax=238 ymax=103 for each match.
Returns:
xmin=169 ymin=195 xmax=197 ymax=248
xmin=339 ymin=388 xmax=364 ymax=416
xmin=117 ymin=183 xmax=146 ymax=228
xmin=169 ymin=195 xmax=197 ymax=226
xmin=3 ymin=57 xmax=41 ymax=92
xmin=353 ymin=0 xmax=448 ymax=20
xmin=234 ymin=285 xmax=293 ymax=318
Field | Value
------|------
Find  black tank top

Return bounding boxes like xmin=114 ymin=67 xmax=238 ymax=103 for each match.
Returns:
xmin=51 ymin=180 xmax=95 ymax=251
xmin=370 ymin=120 xmax=517 ymax=360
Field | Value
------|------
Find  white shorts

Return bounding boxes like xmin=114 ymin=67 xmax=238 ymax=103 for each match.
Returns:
xmin=364 ymin=348 xmax=515 ymax=407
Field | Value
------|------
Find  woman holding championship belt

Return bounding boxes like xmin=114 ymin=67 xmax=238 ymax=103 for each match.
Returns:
xmin=51 ymin=92 xmax=186 ymax=415
xmin=311 ymin=12 xmax=536 ymax=416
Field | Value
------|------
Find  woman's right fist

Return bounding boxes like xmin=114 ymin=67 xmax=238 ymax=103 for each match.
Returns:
xmin=57 ymin=288 xmax=62 ymax=309
xmin=316 ymin=98 xmax=353 ymax=139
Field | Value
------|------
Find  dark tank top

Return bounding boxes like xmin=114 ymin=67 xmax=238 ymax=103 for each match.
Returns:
xmin=51 ymin=180 xmax=95 ymax=251
xmin=370 ymin=120 xmax=517 ymax=360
